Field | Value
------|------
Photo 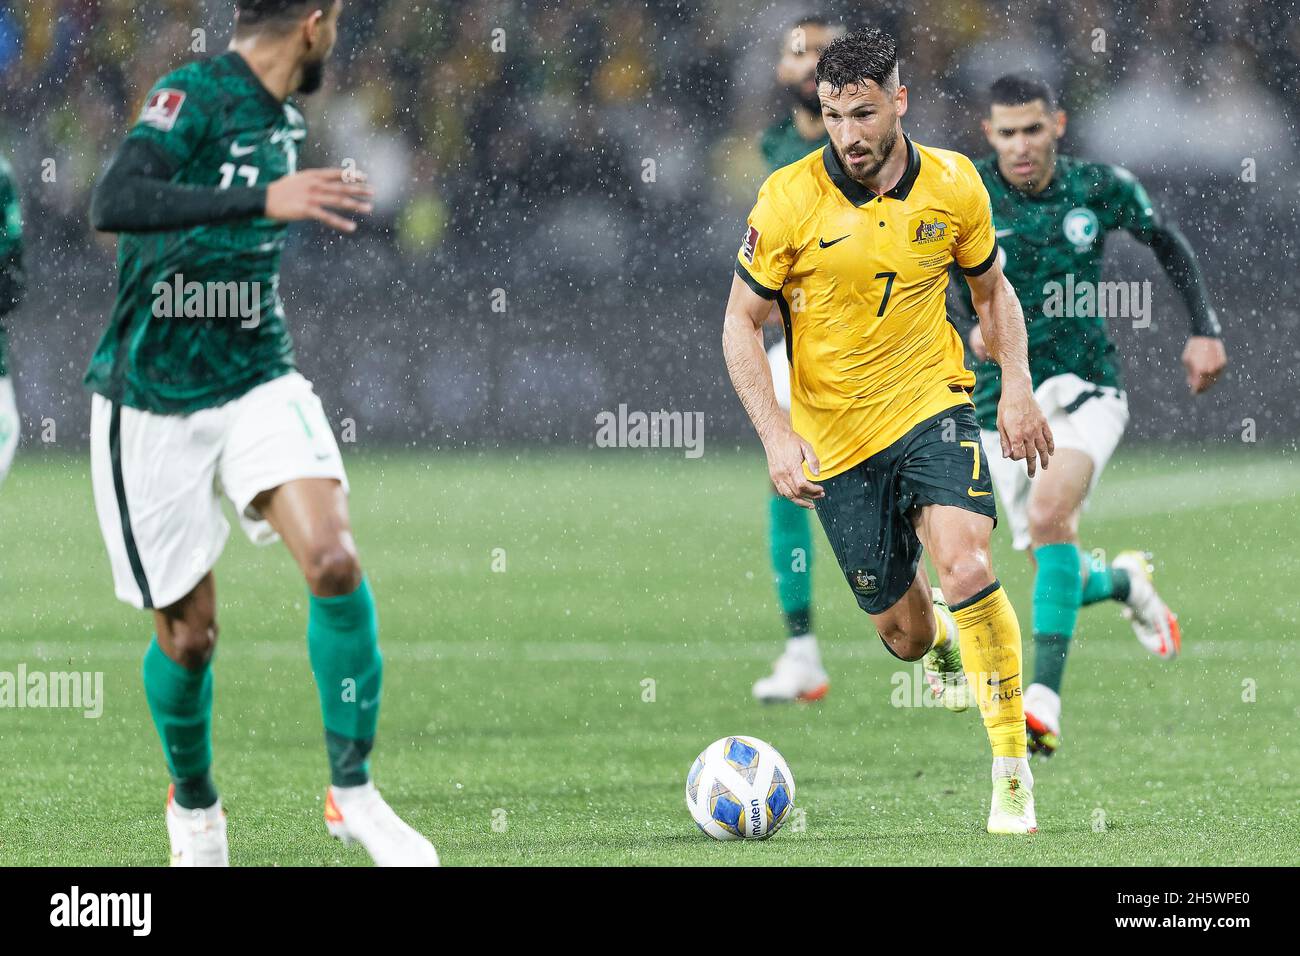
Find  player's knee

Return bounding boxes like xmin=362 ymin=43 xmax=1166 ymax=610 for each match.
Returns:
xmin=933 ymin=553 xmax=994 ymax=606
xmin=1027 ymin=498 xmax=1077 ymax=545
xmin=305 ymin=541 xmax=362 ymax=597
xmin=169 ymin=619 xmax=218 ymax=670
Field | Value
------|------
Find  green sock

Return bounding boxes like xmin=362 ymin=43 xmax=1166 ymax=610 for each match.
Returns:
xmin=769 ymin=493 xmax=813 ymax=636
xmin=1080 ymin=560 xmax=1131 ymax=605
xmin=1032 ymin=542 xmax=1083 ymax=694
xmin=143 ymin=637 xmax=218 ymax=810
xmin=308 ymin=576 xmax=383 ymax=787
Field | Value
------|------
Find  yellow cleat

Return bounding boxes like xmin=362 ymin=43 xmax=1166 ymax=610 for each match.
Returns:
xmin=923 ymin=588 xmax=971 ymax=712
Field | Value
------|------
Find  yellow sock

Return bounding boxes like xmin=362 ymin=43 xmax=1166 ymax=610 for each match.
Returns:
xmin=950 ymin=582 xmax=1026 ymax=758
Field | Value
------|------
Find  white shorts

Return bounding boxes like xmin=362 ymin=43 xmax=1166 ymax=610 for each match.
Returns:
xmin=767 ymin=341 xmax=792 ymax=412
xmin=0 ymin=375 xmax=17 ymax=487
xmin=90 ymin=371 xmax=348 ymax=610
xmin=980 ymin=372 xmax=1128 ymax=551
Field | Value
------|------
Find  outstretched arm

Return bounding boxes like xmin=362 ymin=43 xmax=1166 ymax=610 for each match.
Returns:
xmin=90 ymin=139 xmax=375 ymax=235
xmin=90 ymin=138 xmax=264 ymax=233
xmin=965 ymin=258 xmax=1054 ymax=476
xmin=1141 ymin=222 xmax=1227 ymax=394
xmin=1115 ymin=164 xmax=1226 ymax=394
xmin=722 ymin=274 xmax=823 ymax=509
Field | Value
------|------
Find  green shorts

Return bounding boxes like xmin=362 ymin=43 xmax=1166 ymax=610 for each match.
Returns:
xmin=813 ymin=404 xmax=997 ymax=615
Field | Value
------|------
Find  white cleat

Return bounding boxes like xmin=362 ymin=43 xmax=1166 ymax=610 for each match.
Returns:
xmin=325 ymin=782 xmax=440 ymax=867
xmin=752 ymin=636 xmax=830 ymax=702
xmin=1113 ymin=550 xmax=1181 ymax=660
xmin=165 ymin=785 xmax=229 ymax=866
xmin=987 ymin=758 xmax=1037 ymax=835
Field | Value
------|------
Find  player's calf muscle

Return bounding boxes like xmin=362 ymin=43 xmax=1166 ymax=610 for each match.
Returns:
xmin=873 ymin=577 xmax=937 ymax=660
xmin=877 ymin=619 xmax=931 ymax=661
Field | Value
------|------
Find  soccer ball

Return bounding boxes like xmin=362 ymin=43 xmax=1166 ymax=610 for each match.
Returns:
xmin=685 ymin=735 xmax=795 ymax=840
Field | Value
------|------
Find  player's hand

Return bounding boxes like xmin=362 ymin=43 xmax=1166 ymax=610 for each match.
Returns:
xmin=265 ymin=168 xmax=375 ymax=233
xmin=1182 ymin=335 xmax=1227 ymax=395
xmin=997 ymin=381 xmax=1054 ymax=478
xmin=968 ymin=325 xmax=989 ymax=362
xmin=764 ymin=426 xmax=824 ymax=510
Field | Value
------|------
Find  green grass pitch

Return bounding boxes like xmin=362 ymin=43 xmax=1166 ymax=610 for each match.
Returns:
xmin=0 ymin=446 xmax=1297 ymax=865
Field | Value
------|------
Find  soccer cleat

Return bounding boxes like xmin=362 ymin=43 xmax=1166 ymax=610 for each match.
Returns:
xmin=165 ymin=784 xmax=229 ymax=867
xmin=987 ymin=760 xmax=1038 ymax=835
xmin=324 ymin=782 xmax=440 ymax=867
xmin=1113 ymin=550 xmax=1181 ymax=660
xmin=923 ymin=588 xmax=971 ymax=712
xmin=752 ymin=637 xmax=830 ymax=703
xmin=1023 ymin=682 xmax=1062 ymax=758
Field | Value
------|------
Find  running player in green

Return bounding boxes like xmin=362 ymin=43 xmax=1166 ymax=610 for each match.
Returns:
xmin=0 ymin=154 xmax=24 ymax=488
xmin=86 ymin=0 xmax=438 ymax=866
xmin=954 ymin=75 xmax=1227 ymax=756
xmin=751 ymin=14 xmax=843 ymax=704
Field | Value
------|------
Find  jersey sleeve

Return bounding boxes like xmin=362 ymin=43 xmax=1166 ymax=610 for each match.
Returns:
xmin=0 ymin=158 xmax=23 ymax=315
xmin=125 ymin=66 xmax=212 ymax=168
xmin=735 ymin=177 xmax=796 ymax=299
xmin=1105 ymin=164 xmax=1162 ymax=240
xmin=0 ymin=158 xmax=22 ymax=259
xmin=952 ymin=156 xmax=998 ymax=276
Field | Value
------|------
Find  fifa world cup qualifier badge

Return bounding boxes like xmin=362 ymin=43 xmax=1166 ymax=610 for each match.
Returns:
xmin=140 ymin=89 xmax=186 ymax=131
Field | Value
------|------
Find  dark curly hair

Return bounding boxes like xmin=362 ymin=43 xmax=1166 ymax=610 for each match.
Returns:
xmin=235 ymin=0 xmax=333 ymax=35
xmin=990 ymin=73 xmax=1058 ymax=112
xmin=814 ymin=26 xmax=899 ymax=94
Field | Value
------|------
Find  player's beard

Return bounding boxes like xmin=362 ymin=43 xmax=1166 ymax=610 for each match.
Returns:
xmin=840 ymin=125 xmax=898 ymax=186
xmin=298 ymin=56 xmax=327 ymax=94
xmin=785 ymin=77 xmax=821 ymax=115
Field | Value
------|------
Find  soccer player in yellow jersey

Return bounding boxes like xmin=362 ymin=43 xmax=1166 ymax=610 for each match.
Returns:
xmin=722 ymin=27 xmax=1055 ymax=834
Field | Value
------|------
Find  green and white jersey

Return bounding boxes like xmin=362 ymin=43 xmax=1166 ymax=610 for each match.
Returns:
xmin=0 ymin=155 xmax=22 ymax=379
xmin=84 ymin=52 xmax=307 ymax=414
xmin=760 ymin=115 xmax=827 ymax=173
xmin=964 ymin=154 xmax=1161 ymax=430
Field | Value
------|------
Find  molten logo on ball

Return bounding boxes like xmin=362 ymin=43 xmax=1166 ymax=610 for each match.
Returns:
xmin=685 ymin=735 xmax=796 ymax=840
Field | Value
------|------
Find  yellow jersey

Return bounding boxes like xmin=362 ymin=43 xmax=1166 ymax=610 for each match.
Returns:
xmin=736 ymin=135 xmax=998 ymax=480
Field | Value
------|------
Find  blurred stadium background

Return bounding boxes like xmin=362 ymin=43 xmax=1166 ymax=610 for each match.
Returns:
xmin=1 ymin=0 xmax=1298 ymax=447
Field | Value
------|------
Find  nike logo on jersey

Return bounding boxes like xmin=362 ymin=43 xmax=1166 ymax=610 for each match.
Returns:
xmin=230 ymin=141 xmax=257 ymax=157
xmin=968 ymin=487 xmax=992 ymax=497
xmin=818 ymin=235 xmax=850 ymax=248
xmin=987 ymin=672 xmax=1019 ymax=686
